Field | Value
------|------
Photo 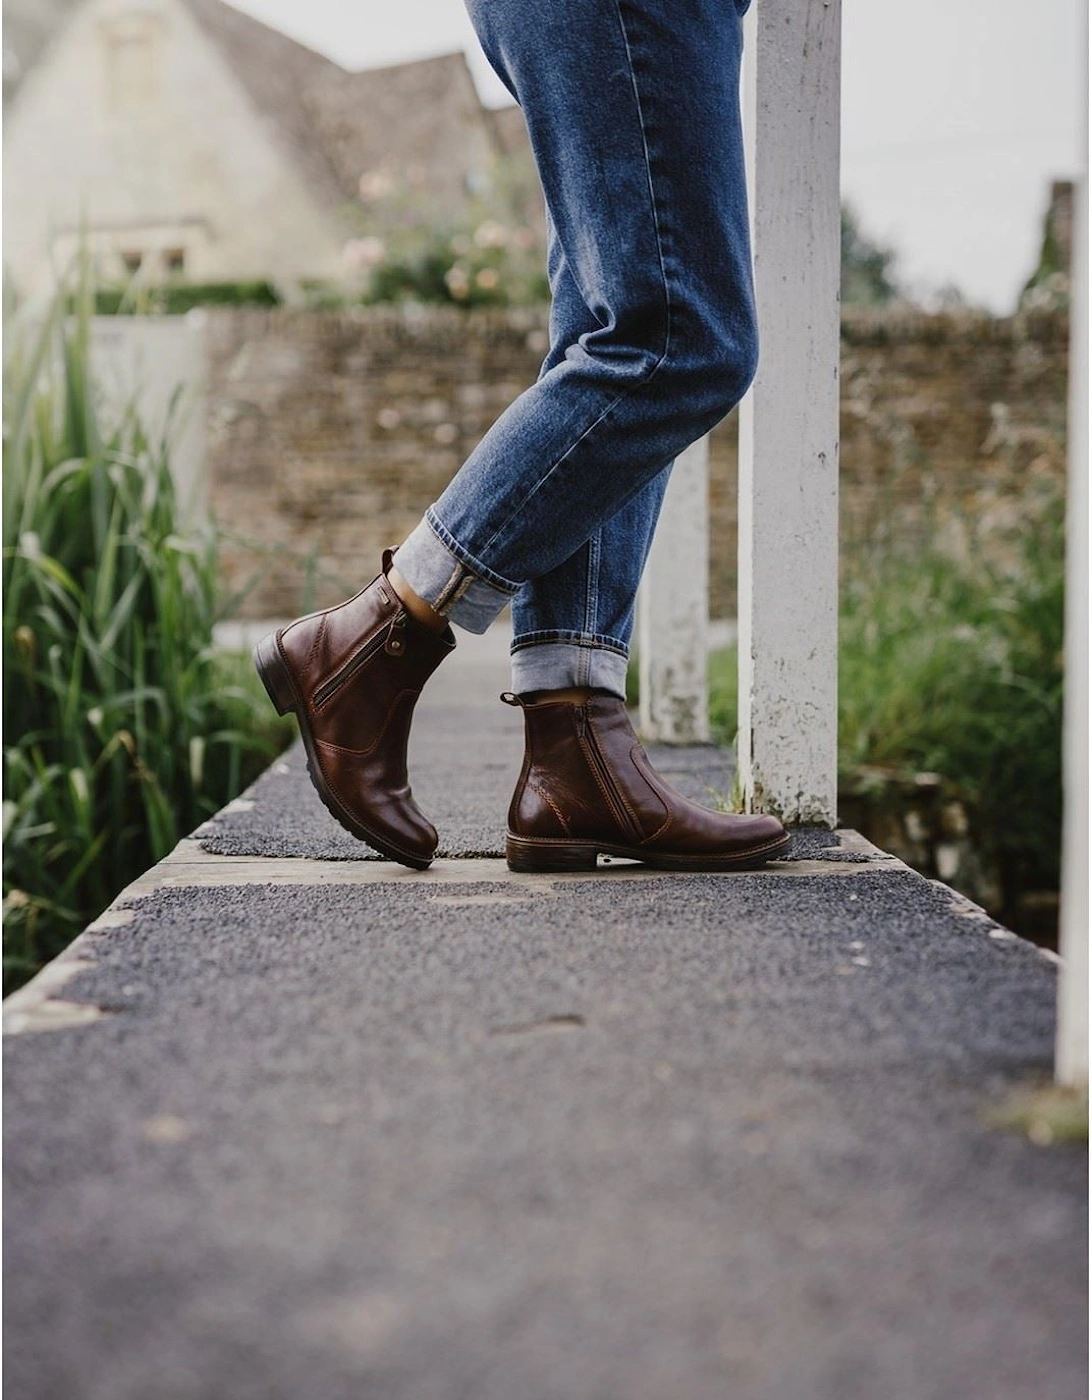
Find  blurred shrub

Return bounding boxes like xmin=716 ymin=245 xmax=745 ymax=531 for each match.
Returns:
xmin=3 ymin=264 xmax=291 ymax=991
xmin=836 ymin=481 xmax=1063 ymax=902
xmin=841 ymin=202 xmax=900 ymax=306
xmin=342 ymin=154 xmax=549 ymax=308
xmin=93 ymin=279 xmax=282 ymax=315
xmin=708 ymin=475 xmax=1064 ymax=908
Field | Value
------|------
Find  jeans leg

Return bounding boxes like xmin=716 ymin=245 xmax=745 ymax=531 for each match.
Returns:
xmin=395 ymin=0 xmax=754 ymax=636
xmin=511 ymin=215 xmax=673 ymax=698
xmin=509 ymin=480 xmax=670 ymax=698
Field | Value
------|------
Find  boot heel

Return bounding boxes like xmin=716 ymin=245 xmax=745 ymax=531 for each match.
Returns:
xmin=253 ymin=633 xmax=297 ymax=717
xmin=506 ymin=835 xmax=599 ymax=873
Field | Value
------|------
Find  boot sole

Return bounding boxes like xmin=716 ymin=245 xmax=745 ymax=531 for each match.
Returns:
xmin=253 ymin=631 xmax=434 ymax=871
xmin=505 ymin=831 xmax=792 ymax=874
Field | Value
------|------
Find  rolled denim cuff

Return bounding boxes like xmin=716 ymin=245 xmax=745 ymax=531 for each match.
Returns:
xmin=509 ymin=639 xmax=630 ymax=700
xmin=396 ymin=511 xmax=516 ymax=635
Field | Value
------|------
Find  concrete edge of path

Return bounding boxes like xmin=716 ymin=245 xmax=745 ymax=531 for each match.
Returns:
xmin=3 ymin=826 xmax=1055 ymax=1038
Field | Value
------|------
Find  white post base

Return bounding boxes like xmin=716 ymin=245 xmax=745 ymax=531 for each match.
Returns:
xmin=638 ymin=436 xmax=710 ymax=745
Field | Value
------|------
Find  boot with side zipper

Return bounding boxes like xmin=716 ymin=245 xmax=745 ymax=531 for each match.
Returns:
xmin=252 ymin=550 xmax=454 ymax=869
xmin=503 ymin=690 xmax=790 ymax=872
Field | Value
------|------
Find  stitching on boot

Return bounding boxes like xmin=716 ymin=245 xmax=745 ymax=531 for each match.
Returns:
xmin=510 ymin=734 xmax=535 ymax=831
xmin=643 ymin=808 xmax=674 ymax=845
xmin=316 ymin=689 xmax=418 ymax=758
xmin=527 ymin=780 xmax=572 ymax=837
xmin=306 ymin=612 xmax=327 ymax=671
xmin=310 ymin=740 xmax=428 ymax=865
xmin=629 ymin=745 xmax=673 ymax=842
xmin=612 ymin=776 xmax=643 ymax=836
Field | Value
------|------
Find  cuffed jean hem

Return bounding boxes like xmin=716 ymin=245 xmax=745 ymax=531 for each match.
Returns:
xmin=396 ymin=511 xmax=517 ymax=635
xmin=509 ymin=639 xmax=630 ymax=700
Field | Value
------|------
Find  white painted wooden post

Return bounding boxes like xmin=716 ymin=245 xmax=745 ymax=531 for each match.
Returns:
xmin=638 ymin=436 xmax=710 ymax=743
xmin=1056 ymin=99 xmax=1088 ymax=1086
xmin=736 ymin=0 xmax=841 ymax=825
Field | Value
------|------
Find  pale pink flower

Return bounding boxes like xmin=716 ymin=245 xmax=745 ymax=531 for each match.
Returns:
xmin=473 ymin=220 xmax=509 ymax=249
xmin=444 ymin=264 xmax=471 ymax=299
xmin=358 ymin=170 xmax=394 ymax=201
xmin=342 ymin=237 xmax=386 ymax=269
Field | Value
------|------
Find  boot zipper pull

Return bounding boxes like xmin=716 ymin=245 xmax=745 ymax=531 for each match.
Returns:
xmin=575 ymin=704 xmax=587 ymax=738
xmin=385 ymin=616 xmax=406 ymax=655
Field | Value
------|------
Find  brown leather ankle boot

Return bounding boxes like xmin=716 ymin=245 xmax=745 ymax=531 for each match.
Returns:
xmin=253 ymin=550 xmax=454 ymax=869
xmin=503 ymin=691 xmax=790 ymax=872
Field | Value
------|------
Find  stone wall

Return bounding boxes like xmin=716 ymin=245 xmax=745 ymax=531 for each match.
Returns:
xmin=205 ymin=305 xmax=1068 ymax=619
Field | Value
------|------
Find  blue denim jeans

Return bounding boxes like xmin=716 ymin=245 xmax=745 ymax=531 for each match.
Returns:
xmin=396 ymin=0 xmax=757 ymax=698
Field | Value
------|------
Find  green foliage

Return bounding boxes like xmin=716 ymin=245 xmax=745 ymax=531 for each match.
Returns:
xmin=987 ymin=1082 xmax=1088 ymax=1146
xmin=708 ymin=479 xmax=1064 ymax=899
xmin=841 ymin=202 xmax=900 ymax=306
xmin=82 ymin=188 xmax=908 ymax=316
xmin=86 ymin=185 xmax=901 ymax=316
xmin=708 ymin=645 xmax=738 ymax=752
xmin=839 ymin=483 xmax=1063 ymax=897
xmin=345 ymin=155 xmax=550 ymax=308
xmin=3 ymin=263 xmax=292 ymax=991
xmin=355 ymin=219 xmax=549 ymax=309
xmin=1020 ymin=184 xmax=1072 ymax=311
xmin=92 ymin=280 xmax=282 ymax=315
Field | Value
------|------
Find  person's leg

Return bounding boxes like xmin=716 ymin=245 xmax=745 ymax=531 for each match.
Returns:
xmin=440 ymin=0 xmax=781 ymax=871
xmin=509 ymin=212 xmax=673 ymax=699
xmin=256 ymin=0 xmax=779 ymax=872
xmin=394 ymin=0 xmax=757 ymax=642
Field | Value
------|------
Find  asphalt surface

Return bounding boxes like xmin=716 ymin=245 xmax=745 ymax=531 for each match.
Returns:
xmin=4 ymin=629 xmax=1087 ymax=1400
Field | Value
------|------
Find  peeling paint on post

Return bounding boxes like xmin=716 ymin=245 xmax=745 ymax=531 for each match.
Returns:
xmin=638 ymin=436 xmax=710 ymax=744
xmin=737 ymin=0 xmax=841 ymax=825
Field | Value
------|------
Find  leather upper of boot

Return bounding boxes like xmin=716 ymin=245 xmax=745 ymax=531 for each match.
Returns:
xmin=510 ymin=693 xmax=786 ymax=854
xmin=276 ymin=556 xmax=454 ymax=859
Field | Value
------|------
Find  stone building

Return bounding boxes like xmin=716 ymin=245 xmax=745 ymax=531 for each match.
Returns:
xmin=2 ymin=0 xmax=525 ymax=294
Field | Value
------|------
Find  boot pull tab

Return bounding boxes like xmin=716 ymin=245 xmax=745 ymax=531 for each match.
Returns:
xmin=500 ymin=691 xmax=524 ymax=708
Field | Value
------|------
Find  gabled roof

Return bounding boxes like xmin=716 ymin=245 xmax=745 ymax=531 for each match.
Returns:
xmin=181 ymin=0 xmax=351 ymax=210
xmin=186 ymin=0 xmax=515 ymax=212
xmin=7 ymin=0 xmax=511 ymax=214
xmin=184 ymin=0 xmax=510 ymax=213
xmin=304 ymin=50 xmax=500 ymax=208
xmin=3 ymin=0 xmax=80 ymax=105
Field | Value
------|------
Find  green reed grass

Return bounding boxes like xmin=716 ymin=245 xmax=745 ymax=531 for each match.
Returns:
xmin=3 ymin=265 xmax=292 ymax=991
